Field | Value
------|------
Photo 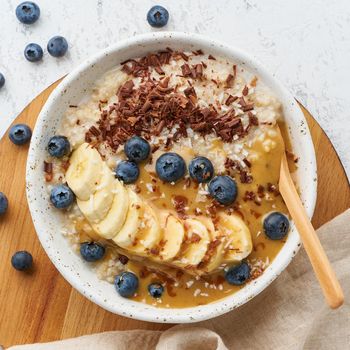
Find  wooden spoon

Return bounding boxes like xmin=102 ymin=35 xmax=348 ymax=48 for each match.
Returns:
xmin=278 ymin=127 xmax=344 ymax=309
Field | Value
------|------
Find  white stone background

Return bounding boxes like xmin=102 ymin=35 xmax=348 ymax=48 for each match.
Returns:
xmin=0 ymin=0 xmax=349 ymax=178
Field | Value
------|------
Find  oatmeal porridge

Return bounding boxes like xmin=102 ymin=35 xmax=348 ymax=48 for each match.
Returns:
xmin=44 ymin=48 xmax=297 ymax=308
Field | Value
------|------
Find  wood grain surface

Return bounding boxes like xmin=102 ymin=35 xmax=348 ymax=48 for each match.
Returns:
xmin=0 ymin=80 xmax=349 ymax=347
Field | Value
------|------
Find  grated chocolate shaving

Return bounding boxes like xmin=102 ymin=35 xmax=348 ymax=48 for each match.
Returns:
xmin=240 ymin=170 xmax=253 ymax=184
xmin=181 ymin=63 xmax=204 ymax=79
xmin=242 ymin=85 xmax=249 ymax=96
xmin=181 ymin=63 xmax=192 ymax=77
xmin=225 ymin=95 xmax=238 ymax=106
xmin=118 ymin=255 xmax=129 ymax=265
xmin=179 ymin=52 xmax=189 ymax=61
xmin=238 ymin=96 xmax=247 ymax=107
xmin=225 ymin=74 xmax=234 ymax=88
xmin=250 ymin=265 xmax=265 ymax=280
xmin=242 ymin=104 xmax=254 ymax=112
xmin=257 ymin=185 xmax=265 ymax=198
xmin=200 ymin=239 xmax=221 ymax=265
xmin=233 ymin=65 xmax=237 ymax=80
xmin=248 ymin=112 xmax=259 ymax=126
xmin=286 ymin=150 xmax=299 ymax=163
xmin=44 ymin=161 xmax=53 ymax=182
xmin=224 ymin=157 xmax=253 ymax=182
xmin=86 ymin=50 xmax=256 ymax=150
xmin=243 ymin=158 xmax=252 ymax=168
xmin=192 ymin=49 xmax=204 ymax=56
xmin=172 ymin=195 xmax=188 ymax=219
xmin=243 ymin=191 xmax=256 ymax=202
xmin=61 ymin=160 xmax=70 ymax=172
xmin=89 ymin=125 xmax=100 ymax=137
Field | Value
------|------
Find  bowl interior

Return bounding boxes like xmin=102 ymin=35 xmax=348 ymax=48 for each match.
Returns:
xmin=26 ymin=32 xmax=317 ymax=323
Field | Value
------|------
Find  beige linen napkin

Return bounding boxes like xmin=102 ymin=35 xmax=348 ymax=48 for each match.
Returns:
xmin=8 ymin=210 xmax=350 ymax=350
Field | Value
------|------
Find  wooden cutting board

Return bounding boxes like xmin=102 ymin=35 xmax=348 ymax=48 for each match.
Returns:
xmin=0 ymin=80 xmax=349 ymax=348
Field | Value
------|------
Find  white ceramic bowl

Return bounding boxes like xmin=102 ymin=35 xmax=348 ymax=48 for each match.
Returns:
xmin=26 ymin=32 xmax=317 ymax=323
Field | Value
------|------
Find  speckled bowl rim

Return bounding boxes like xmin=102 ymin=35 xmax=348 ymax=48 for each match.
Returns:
xmin=26 ymin=32 xmax=317 ymax=323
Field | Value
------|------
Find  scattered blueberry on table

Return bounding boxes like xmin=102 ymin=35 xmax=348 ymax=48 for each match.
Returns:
xmin=16 ymin=1 xmax=40 ymax=24
xmin=208 ymin=175 xmax=238 ymax=205
xmin=147 ymin=5 xmax=169 ymax=28
xmin=225 ymin=262 xmax=250 ymax=285
xmin=0 ymin=73 xmax=5 ymax=89
xmin=115 ymin=271 xmax=139 ymax=298
xmin=11 ymin=251 xmax=33 ymax=271
xmin=50 ymin=184 xmax=75 ymax=209
xmin=124 ymin=136 xmax=150 ymax=163
xmin=47 ymin=36 xmax=68 ymax=57
xmin=47 ymin=135 xmax=70 ymax=158
xmin=80 ymin=242 xmax=105 ymax=262
xmin=263 ymin=212 xmax=290 ymax=240
xmin=8 ymin=124 xmax=32 ymax=145
xmin=0 ymin=192 xmax=8 ymax=215
xmin=189 ymin=156 xmax=214 ymax=183
xmin=115 ymin=160 xmax=140 ymax=184
xmin=148 ymin=282 xmax=164 ymax=298
xmin=24 ymin=43 xmax=43 ymax=62
xmin=156 ymin=152 xmax=186 ymax=183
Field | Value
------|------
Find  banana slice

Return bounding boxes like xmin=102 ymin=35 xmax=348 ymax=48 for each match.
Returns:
xmin=217 ymin=213 xmax=253 ymax=263
xmin=126 ymin=204 xmax=161 ymax=256
xmin=66 ymin=143 xmax=103 ymax=201
xmin=196 ymin=216 xmax=216 ymax=237
xmin=174 ymin=218 xmax=210 ymax=267
xmin=92 ymin=180 xmax=129 ymax=239
xmin=77 ymin=163 xmax=115 ymax=223
xmin=113 ymin=189 xmax=143 ymax=248
xmin=157 ymin=212 xmax=185 ymax=261
xmin=197 ymin=216 xmax=226 ymax=273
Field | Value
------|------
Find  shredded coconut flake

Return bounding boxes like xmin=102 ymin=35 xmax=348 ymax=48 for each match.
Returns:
xmin=186 ymin=280 xmax=194 ymax=288
xmin=194 ymin=289 xmax=201 ymax=297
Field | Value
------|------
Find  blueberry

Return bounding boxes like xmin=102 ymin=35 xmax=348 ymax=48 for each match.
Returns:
xmin=155 ymin=152 xmax=186 ymax=183
xmin=114 ymin=271 xmax=139 ymax=298
xmin=189 ymin=156 xmax=214 ymax=183
xmin=208 ymin=175 xmax=238 ymax=205
xmin=148 ymin=282 xmax=164 ymax=298
xmin=11 ymin=251 xmax=33 ymax=271
xmin=115 ymin=160 xmax=139 ymax=184
xmin=80 ymin=242 xmax=105 ymax=262
xmin=0 ymin=73 xmax=5 ymax=89
xmin=225 ymin=262 xmax=250 ymax=286
xmin=50 ymin=185 xmax=75 ymax=209
xmin=147 ymin=5 xmax=169 ymax=28
xmin=0 ymin=192 xmax=8 ymax=215
xmin=8 ymin=124 xmax=32 ymax=145
xmin=124 ymin=136 xmax=150 ymax=163
xmin=263 ymin=212 xmax=290 ymax=240
xmin=16 ymin=2 xmax=40 ymax=24
xmin=47 ymin=36 xmax=68 ymax=57
xmin=24 ymin=43 xmax=43 ymax=62
xmin=47 ymin=135 xmax=70 ymax=158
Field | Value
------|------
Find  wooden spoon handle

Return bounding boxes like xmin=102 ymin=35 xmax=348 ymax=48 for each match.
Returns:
xmin=280 ymin=155 xmax=344 ymax=309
